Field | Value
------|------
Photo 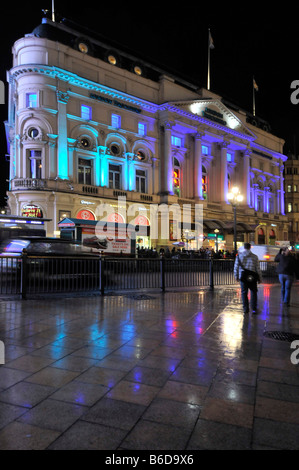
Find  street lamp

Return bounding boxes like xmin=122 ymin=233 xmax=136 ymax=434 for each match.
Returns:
xmin=214 ymin=228 xmax=219 ymax=252
xmin=227 ymin=186 xmax=243 ymax=253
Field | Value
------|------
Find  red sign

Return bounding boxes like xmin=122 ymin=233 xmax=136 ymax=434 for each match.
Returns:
xmin=134 ymin=215 xmax=149 ymax=226
xmin=21 ymin=205 xmax=43 ymax=218
xmin=76 ymin=209 xmax=95 ymax=220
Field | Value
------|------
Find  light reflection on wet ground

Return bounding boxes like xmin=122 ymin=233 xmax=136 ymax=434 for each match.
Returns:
xmin=0 ymin=283 xmax=299 ymax=450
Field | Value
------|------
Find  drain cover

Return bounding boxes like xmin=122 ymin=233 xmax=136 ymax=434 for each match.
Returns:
xmin=263 ymin=331 xmax=299 ymax=342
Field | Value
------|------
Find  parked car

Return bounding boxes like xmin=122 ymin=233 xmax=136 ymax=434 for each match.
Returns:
xmin=0 ymin=237 xmax=100 ymax=290
xmin=0 ymin=237 xmax=99 ymax=256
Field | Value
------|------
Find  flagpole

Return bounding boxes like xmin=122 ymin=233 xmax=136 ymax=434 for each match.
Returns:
xmin=207 ymin=29 xmax=211 ymax=90
xmin=52 ymin=0 xmax=55 ymax=22
xmin=253 ymin=77 xmax=256 ymax=116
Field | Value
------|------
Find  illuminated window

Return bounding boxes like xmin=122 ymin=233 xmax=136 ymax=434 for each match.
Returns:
xmin=111 ymin=114 xmax=121 ymax=128
xmin=202 ymin=145 xmax=209 ymax=155
xmin=288 ymin=202 xmax=292 ymax=213
xmin=202 ymin=165 xmax=207 ymax=199
xmin=171 ymin=136 xmax=182 ymax=147
xmin=78 ymin=158 xmax=92 ymax=185
xmin=81 ymin=105 xmax=92 ymax=120
xmin=173 ymin=157 xmax=181 ymax=196
xmin=138 ymin=122 xmax=146 ymax=136
xmin=26 ymin=93 xmax=37 ymax=108
xmin=227 ymin=152 xmax=232 ymax=162
xmin=287 ymin=185 xmax=292 ymax=192
xmin=29 ymin=150 xmax=42 ymax=179
xmin=109 ymin=164 xmax=121 ymax=189
xmin=136 ymin=169 xmax=146 ymax=193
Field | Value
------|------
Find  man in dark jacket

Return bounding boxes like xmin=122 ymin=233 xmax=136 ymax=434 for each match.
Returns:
xmin=275 ymin=247 xmax=297 ymax=306
xmin=234 ymin=243 xmax=262 ymax=314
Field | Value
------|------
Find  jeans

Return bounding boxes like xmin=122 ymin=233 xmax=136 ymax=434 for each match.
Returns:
xmin=240 ymin=281 xmax=258 ymax=312
xmin=278 ymin=274 xmax=294 ymax=305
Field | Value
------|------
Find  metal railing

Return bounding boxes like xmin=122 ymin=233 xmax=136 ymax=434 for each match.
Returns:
xmin=0 ymin=254 xmax=281 ymax=298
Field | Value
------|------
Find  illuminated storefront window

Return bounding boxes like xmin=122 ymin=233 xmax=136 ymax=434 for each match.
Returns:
xmin=173 ymin=157 xmax=181 ymax=196
xmin=202 ymin=165 xmax=207 ymax=200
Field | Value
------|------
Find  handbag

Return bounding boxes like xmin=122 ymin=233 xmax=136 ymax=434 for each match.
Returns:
xmin=238 ymin=258 xmax=259 ymax=284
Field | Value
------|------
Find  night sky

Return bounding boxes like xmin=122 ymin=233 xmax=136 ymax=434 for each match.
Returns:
xmin=1 ymin=2 xmax=298 ymax=206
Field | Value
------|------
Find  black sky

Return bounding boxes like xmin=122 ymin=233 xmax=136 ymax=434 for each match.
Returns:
xmin=1 ymin=2 xmax=299 ymax=205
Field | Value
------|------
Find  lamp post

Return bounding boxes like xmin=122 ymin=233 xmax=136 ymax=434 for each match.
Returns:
xmin=214 ymin=228 xmax=219 ymax=253
xmin=227 ymin=187 xmax=243 ymax=253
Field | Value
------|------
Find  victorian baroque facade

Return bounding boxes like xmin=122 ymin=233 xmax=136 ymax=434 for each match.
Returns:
xmin=5 ymin=17 xmax=289 ymax=250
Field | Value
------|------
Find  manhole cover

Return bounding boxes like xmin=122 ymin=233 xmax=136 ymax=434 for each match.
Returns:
xmin=263 ymin=331 xmax=299 ymax=342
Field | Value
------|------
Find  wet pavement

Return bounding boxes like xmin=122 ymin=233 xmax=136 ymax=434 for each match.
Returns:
xmin=0 ymin=282 xmax=299 ymax=450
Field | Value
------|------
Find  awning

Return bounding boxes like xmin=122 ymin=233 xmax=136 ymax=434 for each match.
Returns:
xmin=224 ymin=222 xmax=256 ymax=233
xmin=203 ymin=219 xmax=227 ymax=231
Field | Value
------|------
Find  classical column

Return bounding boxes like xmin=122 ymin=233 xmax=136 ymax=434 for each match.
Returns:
xmin=56 ymin=90 xmax=69 ymax=180
xmin=162 ymin=121 xmax=174 ymax=194
xmin=194 ymin=133 xmax=204 ymax=200
xmin=220 ymin=141 xmax=229 ymax=203
xmin=243 ymin=150 xmax=251 ymax=206
xmin=279 ymin=164 xmax=285 ymax=215
xmin=99 ymin=146 xmax=107 ymax=187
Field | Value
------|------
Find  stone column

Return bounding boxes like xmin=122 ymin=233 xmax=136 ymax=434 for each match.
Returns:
xmin=56 ymin=90 xmax=69 ymax=180
xmin=194 ymin=132 xmax=204 ymax=200
xmin=243 ymin=150 xmax=251 ymax=206
xmin=162 ymin=121 xmax=174 ymax=194
xmin=279 ymin=164 xmax=285 ymax=215
xmin=220 ymin=141 xmax=229 ymax=203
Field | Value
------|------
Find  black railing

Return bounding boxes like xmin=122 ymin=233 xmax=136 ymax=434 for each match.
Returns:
xmin=0 ymin=255 xmax=281 ymax=298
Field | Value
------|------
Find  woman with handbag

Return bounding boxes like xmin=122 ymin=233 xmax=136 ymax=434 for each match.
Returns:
xmin=234 ymin=243 xmax=262 ymax=314
xmin=274 ymin=247 xmax=297 ymax=306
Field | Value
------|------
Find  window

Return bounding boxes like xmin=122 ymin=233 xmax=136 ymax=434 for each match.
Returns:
xmin=171 ymin=136 xmax=182 ymax=147
xmin=287 ymin=185 xmax=292 ymax=192
xmin=227 ymin=152 xmax=232 ymax=162
xmin=294 ymin=185 xmax=297 ymax=192
xmin=78 ymin=158 xmax=92 ymax=185
xmin=138 ymin=122 xmax=146 ymax=136
xmin=26 ymin=93 xmax=37 ymax=108
xmin=109 ymin=164 xmax=121 ymax=189
xmin=202 ymin=165 xmax=207 ymax=199
xmin=111 ymin=114 xmax=121 ymax=128
xmin=136 ymin=169 xmax=146 ymax=193
xmin=29 ymin=150 xmax=42 ymax=179
xmin=173 ymin=157 xmax=181 ymax=196
xmin=269 ymin=197 xmax=275 ymax=214
xmin=257 ymin=195 xmax=264 ymax=212
xmin=288 ymin=202 xmax=292 ymax=213
xmin=81 ymin=105 xmax=92 ymax=120
xmin=202 ymin=145 xmax=209 ymax=155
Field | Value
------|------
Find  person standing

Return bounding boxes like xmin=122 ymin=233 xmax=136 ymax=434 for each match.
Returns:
xmin=234 ymin=242 xmax=262 ymax=314
xmin=274 ymin=247 xmax=297 ymax=306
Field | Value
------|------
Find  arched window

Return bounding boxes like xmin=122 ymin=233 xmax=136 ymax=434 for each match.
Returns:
xmin=173 ymin=157 xmax=181 ymax=197
xmin=258 ymin=227 xmax=265 ymax=244
xmin=202 ymin=165 xmax=207 ymax=200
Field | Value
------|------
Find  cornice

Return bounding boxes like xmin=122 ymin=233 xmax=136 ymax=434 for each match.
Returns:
xmin=9 ymin=64 xmax=159 ymax=114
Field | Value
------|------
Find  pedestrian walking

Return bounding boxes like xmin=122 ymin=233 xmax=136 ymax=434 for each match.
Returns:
xmin=234 ymin=242 xmax=262 ymax=314
xmin=274 ymin=247 xmax=297 ymax=306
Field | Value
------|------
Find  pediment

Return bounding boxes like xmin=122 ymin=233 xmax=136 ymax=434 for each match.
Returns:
xmin=169 ymin=99 xmax=256 ymax=140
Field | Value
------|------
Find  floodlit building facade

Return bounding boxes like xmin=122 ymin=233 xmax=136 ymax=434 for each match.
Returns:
xmin=284 ymin=155 xmax=299 ymax=245
xmin=5 ymin=17 xmax=289 ymax=252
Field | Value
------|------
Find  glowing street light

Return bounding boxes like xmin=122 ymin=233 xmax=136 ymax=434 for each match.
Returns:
xmin=227 ymin=187 xmax=243 ymax=253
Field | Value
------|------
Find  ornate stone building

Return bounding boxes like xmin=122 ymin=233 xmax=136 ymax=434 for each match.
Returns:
xmin=5 ymin=16 xmax=289 ymax=251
